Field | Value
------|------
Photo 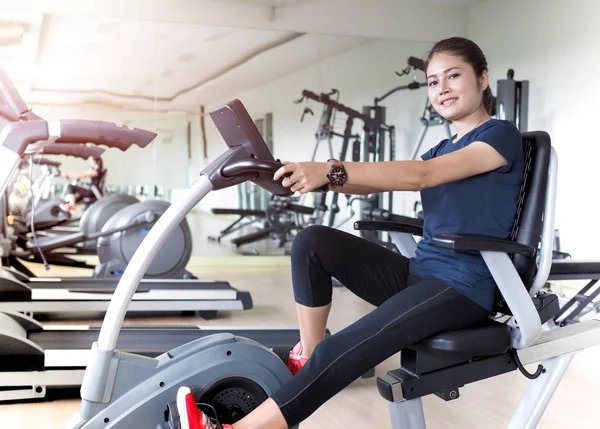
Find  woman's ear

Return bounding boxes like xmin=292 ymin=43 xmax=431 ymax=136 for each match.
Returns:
xmin=480 ymin=70 xmax=490 ymax=91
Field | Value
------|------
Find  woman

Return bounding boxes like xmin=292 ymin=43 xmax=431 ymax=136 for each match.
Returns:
xmin=176 ymin=36 xmax=524 ymax=429
xmin=59 ymin=156 xmax=106 ymax=213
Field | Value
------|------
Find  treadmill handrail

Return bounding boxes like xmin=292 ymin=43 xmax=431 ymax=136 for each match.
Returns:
xmin=0 ymin=119 xmax=156 ymax=197
xmin=41 ymin=142 xmax=105 ymax=160
xmin=21 ymin=216 xmax=154 ymax=255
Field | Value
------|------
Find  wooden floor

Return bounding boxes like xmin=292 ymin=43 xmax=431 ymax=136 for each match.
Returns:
xmin=2 ymin=261 xmax=600 ymax=429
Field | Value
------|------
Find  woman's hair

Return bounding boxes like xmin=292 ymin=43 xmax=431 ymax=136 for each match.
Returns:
xmin=92 ymin=156 xmax=103 ymax=170
xmin=425 ymin=37 xmax=494 ymax=115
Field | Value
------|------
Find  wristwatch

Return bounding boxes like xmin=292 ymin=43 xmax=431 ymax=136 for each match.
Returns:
xmin=326 ymin=159 xmax=347 ymax=189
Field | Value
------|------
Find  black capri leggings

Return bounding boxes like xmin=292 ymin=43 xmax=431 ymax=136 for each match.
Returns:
xmin=270 ymin=225 xmax=490 ymax=427
xmin=65 ymin=184 xmax=96 ymax=203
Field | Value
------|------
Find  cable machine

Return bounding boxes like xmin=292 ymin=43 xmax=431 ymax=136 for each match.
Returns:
xmin=294 ymin=89 xmax=394 ymax=231
xmin=496 ymin=68 xmax=529 ymax=131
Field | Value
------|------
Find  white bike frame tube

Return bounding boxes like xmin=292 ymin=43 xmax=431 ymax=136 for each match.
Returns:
xmin=97 ymin=176 xmax=214 ymax=351
xmin=530 ymin=147 xmax=558 ymax=295
xmin=507 ymin=353 xmax=575 ymax=429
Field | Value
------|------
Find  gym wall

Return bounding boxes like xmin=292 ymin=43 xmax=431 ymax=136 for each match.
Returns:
xmin=469 ymin=0 xmax=600 ymax=259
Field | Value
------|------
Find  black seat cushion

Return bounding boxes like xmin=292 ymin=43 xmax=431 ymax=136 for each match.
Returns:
xmin=411 ymin=319 xmax=511 ymax=360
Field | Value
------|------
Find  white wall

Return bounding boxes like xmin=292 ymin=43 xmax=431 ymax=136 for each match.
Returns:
xmin=468 ymin=0 xmax=600 ymax=259
xmin=29 ymin=104 xmax=192 ymax=192
xmin=193 ymin=37 xmax=456 ymax=231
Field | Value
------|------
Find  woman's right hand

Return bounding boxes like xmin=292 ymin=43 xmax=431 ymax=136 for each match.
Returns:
xmin=273 ymin=162 xmax=330 ymax=194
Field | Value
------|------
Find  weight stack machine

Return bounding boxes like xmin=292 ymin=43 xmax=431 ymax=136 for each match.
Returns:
xmin=496 ymin=69 xmax=529 ymax=131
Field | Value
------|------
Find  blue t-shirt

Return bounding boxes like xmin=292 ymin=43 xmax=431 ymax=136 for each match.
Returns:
xmin=88 ymin=167 xmax=106 ymax=191
xmin=409 ymin=119 xmax=524 ymax=312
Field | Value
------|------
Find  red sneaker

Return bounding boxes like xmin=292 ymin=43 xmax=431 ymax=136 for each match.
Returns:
xmin=287 ymin=341 xmax=308 ymax=375
xmin=177 ymin=387 xmax=232 ymax=429
xmin=59 ymin=203 xmax=76 ymax=213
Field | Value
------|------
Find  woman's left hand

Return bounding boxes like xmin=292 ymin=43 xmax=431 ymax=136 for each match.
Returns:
xmin=273 ymin=162 xmax=330 ymax=194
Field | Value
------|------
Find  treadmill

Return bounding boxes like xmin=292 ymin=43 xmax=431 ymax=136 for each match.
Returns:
xmin=0 ymin=70 xmax=251 ymax=319
xmin=2 ymin=191 xmax=251 ymax=319
xmin=2 ymin=195 xmax=251 ymax=320
xmin=0 ymin=267 xmax=251 ymax=319
xmin=2 ymin=187 xmax=251 ymax=319
xmin=0 ymin=310 xmax=309 ymax=402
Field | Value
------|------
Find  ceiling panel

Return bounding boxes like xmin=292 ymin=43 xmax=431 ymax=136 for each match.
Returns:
xmin=34 ymin=15 xmax=293 ymax=101
xmin=0 ymin=0 xmax=482 ymax=112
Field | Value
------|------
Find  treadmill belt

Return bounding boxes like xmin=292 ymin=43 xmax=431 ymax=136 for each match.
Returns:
xmin=30 ymin=327 xmax=303 ymax=357
xmin=28 ymin=278 xmax=234 ymax=291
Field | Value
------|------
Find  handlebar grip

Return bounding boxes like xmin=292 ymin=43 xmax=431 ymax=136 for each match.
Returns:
xmin=408 ymin=56 xmax=425 ymax=72
xmin=282 ymin=202 xmax=315 ymax=215
xmin=361 ymin=207 xmax=390 ymax=219
xmin=43 ymin=142 xmax=105 ymax=160
xmin=55 ymin=120 xmax=157 ymax=151
xmin=21 ymin=157 xmax=62 ymax=168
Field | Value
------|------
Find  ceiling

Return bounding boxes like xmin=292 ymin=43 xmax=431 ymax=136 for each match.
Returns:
xmin=0 ymin=0 xmax=485 ymax=113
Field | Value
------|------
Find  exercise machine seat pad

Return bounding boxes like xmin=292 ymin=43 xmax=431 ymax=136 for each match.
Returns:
xmin=411 ymin=319 xmax=511 ymax=359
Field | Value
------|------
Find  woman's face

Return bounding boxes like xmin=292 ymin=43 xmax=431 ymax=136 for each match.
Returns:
xmin=426 ymin=52 xmax=488 ymax=122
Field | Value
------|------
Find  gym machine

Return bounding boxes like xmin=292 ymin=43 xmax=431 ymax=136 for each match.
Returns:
xmin=353 ymin=131 xmax=600 ymax=429
xmin=0 ymin=310 xmax=317 ymax=402
xmin=1 ymin=163 xmax=251 ymax=321
xmin=228 ymin=196 xmax=316 ymax=253
xmin=496 ymin=68 xmax=529 ymax=131
xmin=546 ymin=235 xmax=600 ymax=326
xmin=294 ymin=89 xmax=395 ymax=234
xmin=9 ymin=145 xmax=136 ymax=260
xmin=294 ymin=88 xmax=360 ymax=229
xmin=10 ymin=157 xmax=64 ymax=220
xmin=208 ymin=197 xmax=317 ymax=255
xmin=0 ymin=70 xmax=251 ymax=319
xmin=9 ymin=142 xmax=107 ymax=232
xmin=0 ymin=104 xmax=192 ymax=279
xmin=297 ymin=88 xmax=343 ymax=163
xmin=207 ymin=208 xmax=266 ymax=244
xmin=73 ymin=193 xmax=141 ymax=253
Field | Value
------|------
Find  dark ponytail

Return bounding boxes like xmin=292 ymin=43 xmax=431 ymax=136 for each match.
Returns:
xmin=483 ymin=86 xmax=494 ymax=116
xmin=93 ymin=156 xmax=104 ymax=170
xmin=425 ymin=37 xmax=495 ymax=115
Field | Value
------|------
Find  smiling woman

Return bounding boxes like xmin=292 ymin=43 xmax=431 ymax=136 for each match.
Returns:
xmin=175 ymin=37 xmax=525 ymax=429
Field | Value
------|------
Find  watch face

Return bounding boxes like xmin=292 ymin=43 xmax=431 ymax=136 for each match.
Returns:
xmin=328 ymin=167 xmax=346 ymax=186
